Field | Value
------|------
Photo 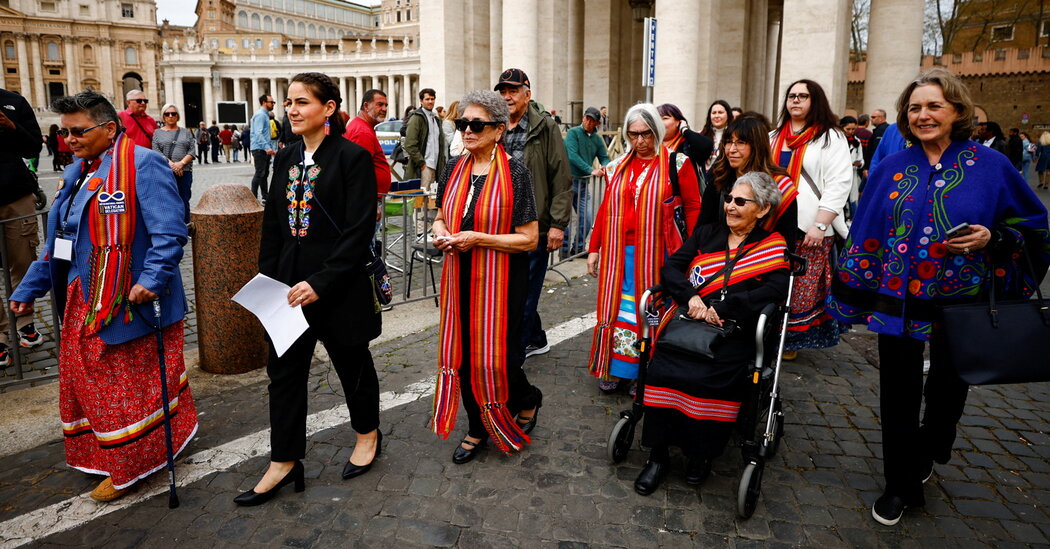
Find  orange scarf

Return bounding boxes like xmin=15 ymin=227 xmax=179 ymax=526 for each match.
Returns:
xmin=770 ymin=124 xmax=819 ymax=186
xmin=432 ymin=145 xmax=527 ymax=454
xmin=762 ymin=174 xmax=799 ymax=234
xmin=588 ymin=148 xmax=673 ymax=379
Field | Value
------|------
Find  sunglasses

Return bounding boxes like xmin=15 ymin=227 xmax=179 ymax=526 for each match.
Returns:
xmin=724 ymin=194 xmax=758 ymax=207
xmin=454 ymin=118 xmax=500 ymax=132
xmin=786 ymin=93 xmax=810 ymax=102
xmin=163 ymin=112 xmax=179 ymax=117
xmin=57 ymin=121 xmax=108 ymax=138
xmin=131 ymin=98 xmax=149 ymax=104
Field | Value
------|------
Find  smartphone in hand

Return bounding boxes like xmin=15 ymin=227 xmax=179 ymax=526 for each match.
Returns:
xmin=945 ymin=222 xmax=971 ymax=239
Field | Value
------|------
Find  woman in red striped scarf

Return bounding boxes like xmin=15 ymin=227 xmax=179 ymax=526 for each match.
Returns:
xmin=430 ymin=90 xmax=543 ymax=464
xmin=769 ymin=79 xmax=853 ymax=360
xmin=587 ymin=104 xmax=699 ymax=395
xmin=634 ymin=171 xmax=790 ymax=496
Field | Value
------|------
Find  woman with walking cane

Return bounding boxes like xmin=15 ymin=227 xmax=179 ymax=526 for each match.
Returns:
xmin=9 ymin=90 xmax=198 ymax=502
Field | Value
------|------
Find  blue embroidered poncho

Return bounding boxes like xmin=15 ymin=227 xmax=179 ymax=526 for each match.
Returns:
xmin=827 ymin=140 xmax=1050 ymax=340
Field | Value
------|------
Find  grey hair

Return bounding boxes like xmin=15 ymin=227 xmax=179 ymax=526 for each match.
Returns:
xmin=732 ymin=171 xmax=781 ymax=213
xmin=125 ymin=89 xmax=145 ymax=100
xmin=161 ymin=103 xmax=178 ymax=114
xmin=460 ymin=90 xmax=510 ymax=127
xmin=622 ymin=103 xmax=664 ymax=151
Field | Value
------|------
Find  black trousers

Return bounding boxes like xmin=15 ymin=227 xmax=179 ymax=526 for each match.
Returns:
xmin=197 ymin=142 xmax=209 ymax=163
xmin=877 ymin=332 xmax=969 ymax=505
xmin=251 ymin=149 xmax=271 ymax=199
xmin=456 ymin=251 xmax=540 ymax=440
xmin=267 ymin=330 xmax=380 ymax=462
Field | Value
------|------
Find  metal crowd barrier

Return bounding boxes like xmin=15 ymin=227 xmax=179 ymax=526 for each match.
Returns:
xmin=548 ymin=174 xmax=606 ymax=282
xmin=0 ymin=209 xmax=61 ymax=390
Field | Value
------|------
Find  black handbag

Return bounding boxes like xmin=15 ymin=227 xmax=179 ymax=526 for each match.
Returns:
xmin=657 ymin=309 xmax=736 ymax=359
xmin=939 ymin=253 xmax=1050 ymax=385
xmin=366 ymin=240 xmax=393 ymax=310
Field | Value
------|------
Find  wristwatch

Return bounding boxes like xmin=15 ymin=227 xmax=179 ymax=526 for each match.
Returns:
xmin=814 ymin=222 xmax=828 ymax=232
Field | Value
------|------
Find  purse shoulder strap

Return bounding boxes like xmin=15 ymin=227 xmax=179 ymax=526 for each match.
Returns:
xmin=800 ymin=165 xmax=821 ymax=200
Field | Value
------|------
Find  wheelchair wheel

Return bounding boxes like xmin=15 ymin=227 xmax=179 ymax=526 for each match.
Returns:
xmin=607 ymin=415 xmax=635 ymax=463
xmin=737 ymin=460 xmax=764 ymax=519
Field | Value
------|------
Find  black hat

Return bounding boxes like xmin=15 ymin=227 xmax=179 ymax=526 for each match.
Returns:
xmin=584 ymin=107 xmax=601 ymax=121
xmin=494 ymin=68 xmax=530 ymax=91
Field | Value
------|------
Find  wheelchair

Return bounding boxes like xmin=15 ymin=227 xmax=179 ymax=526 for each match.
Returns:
xmin=606 ymin=254 xmax=805 ymax=518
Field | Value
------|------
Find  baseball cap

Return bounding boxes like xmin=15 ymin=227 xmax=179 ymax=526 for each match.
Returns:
xmin=584 ymin=107 xmax=601 ymax=121
xmin=494 ymin=68 xmax=530 ymax=91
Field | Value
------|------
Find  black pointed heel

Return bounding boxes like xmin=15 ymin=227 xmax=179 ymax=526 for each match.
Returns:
xmin=342 ymin=430 xmax=382 ymax=480
xmin=233 ymin=460 xmax=305 ymax=506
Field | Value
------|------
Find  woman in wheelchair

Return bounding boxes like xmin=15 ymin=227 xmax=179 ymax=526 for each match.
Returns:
xmin=634 ymin=171 xmax=790 ymax=496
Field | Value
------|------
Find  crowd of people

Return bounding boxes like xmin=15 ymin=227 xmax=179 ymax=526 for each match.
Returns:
xmin=4 ymin=63 xmax=1050 ymax=531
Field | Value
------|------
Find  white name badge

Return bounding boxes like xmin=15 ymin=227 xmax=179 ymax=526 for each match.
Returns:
xmin=54 ymin=237 xmax=73 ymax=261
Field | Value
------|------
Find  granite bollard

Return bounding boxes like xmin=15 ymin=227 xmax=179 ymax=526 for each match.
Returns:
xmin=190 ymin=185 xmax=267 ymax=374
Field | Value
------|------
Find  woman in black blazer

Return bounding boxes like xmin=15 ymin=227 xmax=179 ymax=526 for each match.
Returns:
xmin=235 ymin=72 xmax=382 ymax=506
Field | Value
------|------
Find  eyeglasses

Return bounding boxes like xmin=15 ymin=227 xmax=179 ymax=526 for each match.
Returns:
xmin=724 ymin=194 xmax=758 ymax=207
xmin=131 ymin=98 xmax=149 ymax=104
xmin=57 ymin=121 xmax=108 ymax=138
xmin=626 ymin=130 xmax=654 ymax=140
xmin=454 ymin=118 xmax=500 ymax=132
xmin=787 ymin=93 xmax=810 ymax=102
xmin=163 ymin=112 xmax=179 ymax=117
xmin=724 ymin=140 xmax=749 ymax=149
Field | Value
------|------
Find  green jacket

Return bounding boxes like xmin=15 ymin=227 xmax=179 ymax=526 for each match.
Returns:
xmin=403 ymin=108 xmax=447 ymax=180
xmin=519 ymin=100 xmax=571 ymax=241
xmin=564 ymin=125 xmax=611 ymax=178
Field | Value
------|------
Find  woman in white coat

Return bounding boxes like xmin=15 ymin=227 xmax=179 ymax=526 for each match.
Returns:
xmin=769 ymin=79 xmax=853 ymax=360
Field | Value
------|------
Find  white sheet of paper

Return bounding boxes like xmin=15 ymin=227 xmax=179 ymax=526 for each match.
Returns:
xmin=231 ymin=273 xmax=309 ymax=357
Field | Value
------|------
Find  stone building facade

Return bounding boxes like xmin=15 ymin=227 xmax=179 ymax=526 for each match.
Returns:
xmin=0 ymin=0 xmax=160 ymax=111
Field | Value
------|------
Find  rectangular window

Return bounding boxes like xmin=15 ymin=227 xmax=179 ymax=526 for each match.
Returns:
xmin=40 ymin=1 xmax=56 ymax=11
xmin=226 ymin=38 xmax=235 ymax=48
xmin=6 ymin=68 xmax=15 ymax=74
xmin=121 ymin=3 xmax=134 ymax=18
xmin=79 ymin=4 xmax=90 ymax=16
xmin=991 ymin=24 xmax=1014 ymax=42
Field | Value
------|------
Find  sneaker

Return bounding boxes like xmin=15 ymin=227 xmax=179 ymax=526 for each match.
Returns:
xmin=0 ymin=343 xmax=9 ymax=367
xmin=525 ymin=343 xmax=550 ymax=358
xmin=18 ymin=323 xmax=43 ymax=348
xmin=872 ymin=493 xmax=906 ymax=526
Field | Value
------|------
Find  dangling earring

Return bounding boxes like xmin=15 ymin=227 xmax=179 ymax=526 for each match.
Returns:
xmin=324 ymin=119 xmax=330 ymax=136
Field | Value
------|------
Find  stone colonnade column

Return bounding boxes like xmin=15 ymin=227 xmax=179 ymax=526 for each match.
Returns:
xmin=203 ymin=73 xmax=215 ymax=124
xmin=653 ymin=0 xmax=701 ymax=122
xmin=233 ymin=77 xmax=244 ymax=102
xmin=99 ymin=39 xmax=115 ymax=99
xmin=489 ymin=0 xmax=502 ymax=82
xmin=355 ymin=77 xmax=365 ymax=118
xmin=778 ymin=0 xmax=851 ymax=114
xmin=173 ymin=76 xmax=184 ymax=117
xmin=566 ymin=0 xmax=583 ymax=121
xmin=15 ymin=34 xmax=30 ymax=100
xmin=64 ymin=38 xmax=77 ymax=95
xmin=251 ymin=78 xmax=261 ymax=105
xmin=864 ymin=0 xmax=924 ymax=121
xmin=28 ymin=36 xmax=45 ymax=108
xmin=501 ymin=0 xmax=539 ymax=99
xmin=765 ymin=5 xmax=782 ymax=120
xmin=401 ymin=75 xmax=412 ymax=115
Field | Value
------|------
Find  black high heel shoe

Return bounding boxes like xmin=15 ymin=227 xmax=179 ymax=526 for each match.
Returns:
xmin=516 ymin=388 xmax=544 ymax=436
xmin=234 ymin=460 xmax=305 ymax=506
xmin=342 ymin=430 xmax=382 ymax=480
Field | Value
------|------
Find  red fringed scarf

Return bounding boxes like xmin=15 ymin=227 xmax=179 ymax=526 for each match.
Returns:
xmin=84 ymin=133 xmax=138 ymax=333
xmin=686 ymin=234 xmax=789 ymax=297
xmin=587 ymin=147 xmax=671 ymax=379
xmin=431 ymin=145 xmax=526 ymax=454
xmin=762 ymin=174 xmax=799 ymax=233
xmin=770 ymin=124 xmax=819 ymax=186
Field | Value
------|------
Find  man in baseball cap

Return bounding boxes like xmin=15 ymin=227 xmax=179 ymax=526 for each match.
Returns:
xmin=494 ymin=68 xmax=571 ymax=361
xmin=562 ymin=107 xmax=609 ymax=257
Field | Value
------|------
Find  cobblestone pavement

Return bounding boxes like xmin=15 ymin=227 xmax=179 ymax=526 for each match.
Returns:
xmin=1 ymin=263 xmax=1050 ymax=548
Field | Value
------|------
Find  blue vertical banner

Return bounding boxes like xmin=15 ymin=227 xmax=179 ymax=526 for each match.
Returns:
xmin=643 ymin=17 xmax=657 ymax=88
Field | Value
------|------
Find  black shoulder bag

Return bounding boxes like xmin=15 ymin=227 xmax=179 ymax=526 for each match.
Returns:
xmin=656 ymin=239 xmax=759 ymax=359
xmin=939 ymin=250 xmax=1050 ymax=384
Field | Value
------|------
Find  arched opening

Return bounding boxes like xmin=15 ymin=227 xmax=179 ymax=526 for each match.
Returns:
xmin=251 ymin=13 xmax=261 ymax=30
xmin=121 ymin=72 xmax=143 ymax=97
xmin=237 ymin=10 xmax=248 ymax=28
xmin=275 ymin=17 xmax=284 ymax=34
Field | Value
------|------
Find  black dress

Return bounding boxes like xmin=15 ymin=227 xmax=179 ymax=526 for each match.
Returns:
xmin=435 ymin=155 xmax=541 ymax=440
xmin=641 ymin=224 xmax=789 ymax=460
xmin=258 ymin=134 xmax=381 ymax=461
